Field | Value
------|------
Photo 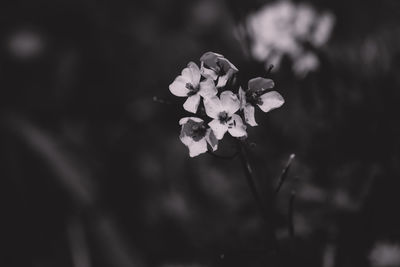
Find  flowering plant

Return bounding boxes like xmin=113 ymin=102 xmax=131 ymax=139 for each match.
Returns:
xmin=169 ymin=52 xmax=284 ymax=157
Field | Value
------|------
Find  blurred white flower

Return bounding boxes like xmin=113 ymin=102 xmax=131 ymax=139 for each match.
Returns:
xmin=311 ymin=12 xmax=336 ymax=47
xmin=200 ymin=52 xmax=238 ymax=88
xmin=179 ymin=117 xmax=218 ymax=157
xmin=292 ymin=52 xmax=320 ymax=78
xmin=169 ymin=62 xmax=217 ymax=113
xmin=245 ymin=0 xmax=335 ymax=77
xmin=369 ymin=242 xmax=400 ymax=267
xmin=204 ymin=91 xmax=247 ymax=140
xmin=239 ymin=77 xmax=284 ymax=126
xmin=7 ymin=29 xmax=45 ymax=59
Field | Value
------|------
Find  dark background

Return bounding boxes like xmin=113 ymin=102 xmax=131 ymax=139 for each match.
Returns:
xmin=1 ymin=0 xmax=400 ymax=266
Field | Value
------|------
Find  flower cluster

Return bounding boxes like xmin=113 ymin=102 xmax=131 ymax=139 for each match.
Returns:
xmin=245 ymin=0 xmax=335 ymax=77
xmin=169 ymin=52 xmax=285 ymax=157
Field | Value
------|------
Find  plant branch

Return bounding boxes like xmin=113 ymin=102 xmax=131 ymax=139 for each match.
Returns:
xmin=275 ymin=154 xmax=296 ymax=194
xmin=236 ymin=139 xmax=279 ymax=251
xmin=288 ymin=190 xmax=296 ymax=240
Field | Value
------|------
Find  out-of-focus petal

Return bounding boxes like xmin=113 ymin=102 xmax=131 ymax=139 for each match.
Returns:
xmin=258 ymin=91 xmax=284 ymax=112
xmin=199 ymin=78 xmax=217 ymax=98
xmin=238 ymin=87 xmax=246 ymax=109
xmin=188 ymin=139 xmax=208 ymax=157
xmin=312 ymin=12 xmax=335 ymax=47
xmin=244 ymin=104 xmax=258 ymax=126
xmin=182 ymin=62 xmax=201 ymax=85
xmin=183 ymin=94 xmax=201 ymax=113
xmin=292 ymin=52 xmax=319 ymax=77
xmin=169 ymin=76 xmax=190 ymax=97
xmin=204 ymin=96 xmax=223 ymax=119
xmin=248 ymin=77 xmax=275 ymax=92
xmin=179 ymin=117 xmax=203 ymax=125
xmin=205 ymin=129 xmax=218 ymax=151
xmin=220 ymin=91 xmax=240 ymax=115
xmin=208 ymin=119 xmax=228 ymax=140
xmin=227 ymin=114 xmax=247 ymax=137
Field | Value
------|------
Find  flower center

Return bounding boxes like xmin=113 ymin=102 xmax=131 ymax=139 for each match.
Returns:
xmin=218 ymin=111 xmax=231 ymax=124
xmin=181 ymin=119 xmax=207 ymax=141
xmin=246 ymin=91 xmax=263 ymax=106
xmin=186 ymin=83 xmax=200 ymax=96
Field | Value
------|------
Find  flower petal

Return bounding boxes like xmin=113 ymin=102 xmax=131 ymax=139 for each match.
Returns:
xmin=258 ymin=91 xmax=285 ymax=112
xmin=198 ymin=78 xmax=217 ymax=98
xmin=205 ymin=129 xmax=218 ymax=151
xmin=204 ymin=96 xmax=223 ymax=119
xmin=179 ymin=135 xmax=193 ymax=147
xmin=248 ymin=77 xmax=275 ymax=92
xmin=186 ymin=138 xmax=207 ymax=157
xmin=209 ymin=119 xmax=228 ymax=140
xmin=227 ymin=114 xmax=247 ymax=138
xmin=179 ymin=117 xmax=203 ymax=125
xmin=200 ymin=51 xmax=224 ymax=63
xmin=183 ymin=94 xmax=201 ymax=113
xmin=200 ymin=62 xmax=218 ymax=80
xmin=244 ymin=104 xmax=258 ymax=126
xmin=238 ymin=87 xmax=246 ymax=110
xmin=182 ymin=62 xmax=201 ymax=85
xmin=169 ymin=76 xmax=191 ymax=97
xmin=220 ymin=91 xmax=240 ymax=115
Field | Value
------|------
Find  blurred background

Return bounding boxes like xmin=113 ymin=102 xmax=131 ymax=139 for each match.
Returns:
xmin=1 ymin=0 xmax=400 ymax=266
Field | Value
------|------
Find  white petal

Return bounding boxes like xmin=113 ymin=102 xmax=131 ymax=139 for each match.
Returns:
xmin=227 ymin=114 xmax=247 ymax=138
xmin=220 ymin=91 xmax=240 ymax=115
xmin=208 ymin=119 xmax=228 ymax=140
xmin=179 ymin=117 xmax=203 ymax=125
xmin=225 ymin=58 xmax=238 ymax=72
xmin=169 ymin=76 xmax=190 ymax=97
xmin=248 ymin=77 xmax=275 ymax=92
xmin=188 ymin=139 xmax=208 ymax=157
xmin=244 ymin=104 xmax=258 ymax=126
xmin=258 ymin=91 xmax=285 ymax=112
xmin=238 ymin=87 xmax=246 ymax=110
xmin=205 ymin=129 xmax=218 ymax=151
xmin=198 ymin=78 xmax=217 ymax=98
xmin=183 ymin=94 xmax=201 ymax=113
xmin=182 ymin=62 xmax=201 ymax=85
xmin=216 ymin=75 xmax=229 ymax=88
xmin=204 ymin=96 xmax=223 ymax=119
xmin=179 ymin=135 xmax=193 ymax=147
xmin=201 ymin=63 xmax=218 ymax=80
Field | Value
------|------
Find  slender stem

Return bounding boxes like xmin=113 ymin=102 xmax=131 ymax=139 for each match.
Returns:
xmin=288 ymin=191 xmax=296 ymax=240
xmin=275 ymin=154 xmax=296 ymax=194
xmin=236 ymin=140 xmax=279 ymax=251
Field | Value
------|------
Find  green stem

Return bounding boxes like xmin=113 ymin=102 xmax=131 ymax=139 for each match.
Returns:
xmin=236 ymin=140 xmax=279 ymax=251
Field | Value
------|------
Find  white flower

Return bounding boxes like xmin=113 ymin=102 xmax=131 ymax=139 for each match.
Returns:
xmin=179 ymin=117 xmax=218 ymax=157
xmin=203 ymin=91 xmax=247 ymax=140
xmin=169 ymin=62 xmax=217 ymax=113
xmin=245 ymin=1 xmax=335 ymax=77
xmin=369 ymin=242 xmax=400 ymax=267
xmin=200 ymin=52 xmax=238 ymax=88
xmin=247 ymin=1 xmax=299 ymax=63
xmin=239 ymin=77 xmax=284 ymax=126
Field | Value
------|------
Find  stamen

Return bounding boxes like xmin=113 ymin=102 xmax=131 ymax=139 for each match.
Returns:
xmin=218 ymin=111 xmax=231 ymax=124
